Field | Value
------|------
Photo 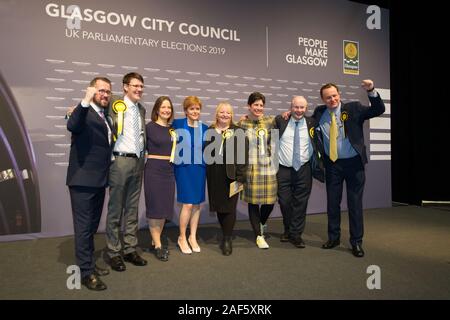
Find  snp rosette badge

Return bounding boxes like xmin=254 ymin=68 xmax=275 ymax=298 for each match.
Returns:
xmin=112 ymin=100 xmax=127 ymax=135
xmin=343 ymin=40 xmax=359 ymax=75
xmin=219 ymin=129 xmax=234 ymax=155
xmin=256 ymin=127 xmax=268 ymax=156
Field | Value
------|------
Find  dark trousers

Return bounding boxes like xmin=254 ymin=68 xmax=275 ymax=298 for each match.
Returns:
xmin=277 ymin=163 xmax=312 ymax=238
xmin=69 ymin=186 xmax=105 ymax=278
xmin=324 ymin=155 xmax=365 ymax=246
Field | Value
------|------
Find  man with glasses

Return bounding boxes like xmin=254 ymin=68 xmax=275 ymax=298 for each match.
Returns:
xmin=105 ymin=72 xmax=148 ymax=271
xmin=66 ymin=77 xmax=113 ymax=290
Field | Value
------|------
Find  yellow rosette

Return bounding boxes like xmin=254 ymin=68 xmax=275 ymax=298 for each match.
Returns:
xmin=219 ymin=129 xmax=234 ymax=155
xmin=340 ymin=111 xmax=348 ymax=138
xmin=256 ymin=127 xmax=268 ymax=156
xmin=112 ymin=100 xmax=127 ymax=136
xmin=309 ymin=127 xmax=315 ymax=139
xmin=169 ymin=128 xmax=177 ymax=163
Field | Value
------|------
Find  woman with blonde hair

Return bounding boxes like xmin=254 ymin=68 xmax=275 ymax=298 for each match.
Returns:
xmin=205 ymin=102 xmax=247 ymax=255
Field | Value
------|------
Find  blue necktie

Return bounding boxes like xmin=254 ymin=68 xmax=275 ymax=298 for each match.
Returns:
xmin=293 ymin=121 xmax=301 ymax=171
xmin=131 ymin=105 xmax=143 ymax=157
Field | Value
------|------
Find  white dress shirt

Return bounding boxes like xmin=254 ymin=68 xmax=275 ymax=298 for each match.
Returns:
xmin=278 ymin=117 xmax=312 ymax=168
xmin=113 ymin=96 xmax=144 ymax=156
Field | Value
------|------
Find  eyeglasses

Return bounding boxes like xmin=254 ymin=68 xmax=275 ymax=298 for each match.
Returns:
xmin=127 ymin=84 xmax=144 ymax=89
xmin=98 ymin=89 xmax=112 ymax=95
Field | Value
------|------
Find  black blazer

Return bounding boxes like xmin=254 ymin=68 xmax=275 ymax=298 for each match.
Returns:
xmin=275 ymin=115 xmax=325 ymax=182
xmin=205 ymin=123 xmax=248 ymax=184
xmin=66 ymin=103 xmax=112 ymax=188
xmin=312 ymin=94 xmax=385 ymax=164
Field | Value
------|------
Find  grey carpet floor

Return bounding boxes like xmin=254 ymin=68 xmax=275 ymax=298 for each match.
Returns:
xmin=0 ymin=205 xmax=449 ymax=300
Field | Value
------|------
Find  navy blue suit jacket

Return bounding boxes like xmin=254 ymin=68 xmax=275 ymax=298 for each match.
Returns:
xmin=312 ymin=94 xmax=385 ymax=164
xmin=66 ymin=103 xmax=112 ymax=188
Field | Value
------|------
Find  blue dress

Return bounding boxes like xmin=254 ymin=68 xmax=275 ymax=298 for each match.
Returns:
xmin=172 ymin=118 xmax=208 ymax=204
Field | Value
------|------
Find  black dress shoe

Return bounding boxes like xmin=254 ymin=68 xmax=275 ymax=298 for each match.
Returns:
xmin=351 ymin=244 xmax=365 ymax=257
xmin=94 ymin=264 xmax=110 ymax=276
xmin=110 ymin=256 xmax=126 ymax=272
xmin=280 ymin=233 xmax=289 ymax=242
xmin=322 ymin=239 xmax=340 ymax=249
xmin=124 ymin=252 xmax=148 ymax=266
xmin=221 ymin=236 xmax=233 ymax=256
xmin=82 ymin=274 xmax=107 ymax=291
xmin=154 ymin=247 xmax=169 ymax=262
xmin=289 ymin=237 xmax=306 ymax=248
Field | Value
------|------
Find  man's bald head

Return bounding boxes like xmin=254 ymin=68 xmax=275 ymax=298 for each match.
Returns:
xmin=291 ymin=96 xmax=308 ymax=120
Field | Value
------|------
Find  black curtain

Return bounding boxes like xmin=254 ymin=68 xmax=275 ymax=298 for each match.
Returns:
xmin=353 ymin=1 xmax=448 ymax=205
xmin=390 ymin=2 xmax=448 ymax=205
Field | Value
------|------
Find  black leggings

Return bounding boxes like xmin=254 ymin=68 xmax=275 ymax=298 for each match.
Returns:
xmin=217 ymin=212 xmax=236 ymax=237
xmin=248 ymin=203 xmax=274 ymax=237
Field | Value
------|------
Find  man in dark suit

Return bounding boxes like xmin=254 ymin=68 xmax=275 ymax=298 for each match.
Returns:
xmin=275 ymin=96 xmax=323 ymax=248
xmin=105 ymin=72 xmax=147 ymax=271
xmin=66 ymin=77 xmax=113 ymax=290
xmin=313 ymin=80 xmax=385 ymax=257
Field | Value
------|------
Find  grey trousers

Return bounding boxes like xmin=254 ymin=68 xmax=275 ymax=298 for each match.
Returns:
xmin=106 ymin=156 xmax=144 ymax=258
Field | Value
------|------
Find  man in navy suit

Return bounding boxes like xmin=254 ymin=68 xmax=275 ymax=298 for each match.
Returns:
xmin=313 ymin=80 xmax=385 ymax=257
xmin=66 ymin=77 xmax=113 ymax=290
xmin=275 ymin=96 xmax=323 ymax=248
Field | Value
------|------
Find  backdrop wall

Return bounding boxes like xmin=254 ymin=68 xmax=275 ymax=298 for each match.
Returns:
xmin=0 ymin=0 xmax=390 ymax=240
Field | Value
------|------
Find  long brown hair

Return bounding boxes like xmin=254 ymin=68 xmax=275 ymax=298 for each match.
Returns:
xmin=151 ymin=96 xmax=174 ymax=123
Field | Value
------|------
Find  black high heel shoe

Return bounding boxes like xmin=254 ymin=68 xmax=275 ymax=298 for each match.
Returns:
xmin=154 ymin=247 xmax=169 ymax=261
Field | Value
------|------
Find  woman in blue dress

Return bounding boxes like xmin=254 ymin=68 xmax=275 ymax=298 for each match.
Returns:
xmin=172 ymin=96 xmax=208 ymax=254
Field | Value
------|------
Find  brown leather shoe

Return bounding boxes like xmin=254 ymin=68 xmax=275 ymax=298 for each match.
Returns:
xmin=81 ymin=274 xmax=107 ymax=291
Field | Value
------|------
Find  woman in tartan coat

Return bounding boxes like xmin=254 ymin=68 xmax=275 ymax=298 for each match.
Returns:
xmin=238 ymin=92 xmax=278 ymax=249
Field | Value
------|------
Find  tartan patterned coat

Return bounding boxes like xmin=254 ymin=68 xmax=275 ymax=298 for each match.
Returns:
xmin=238 ymin=116 xmax=278 ymax=204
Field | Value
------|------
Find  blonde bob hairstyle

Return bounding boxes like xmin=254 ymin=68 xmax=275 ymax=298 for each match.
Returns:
xmin=212 ymin=101 xmax=235 ymax=128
